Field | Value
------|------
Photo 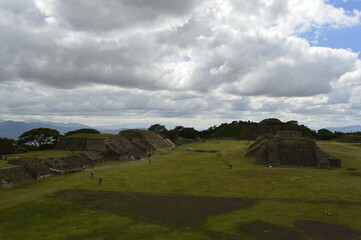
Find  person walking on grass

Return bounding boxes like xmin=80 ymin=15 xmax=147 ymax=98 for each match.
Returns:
xmin=98 ymin=176 xmax=102 ymax=185
xmin=90 ymin=170 xmax=94 ymax=179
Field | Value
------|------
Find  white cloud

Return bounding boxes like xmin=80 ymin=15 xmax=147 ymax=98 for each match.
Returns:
xmin=0 ymin=0 xmax=361 ymax=128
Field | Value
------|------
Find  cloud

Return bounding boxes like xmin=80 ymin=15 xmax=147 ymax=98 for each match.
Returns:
xmin=36 ymin=0 xmax=198 ymax=32
xmin=1 ymin=0 xmax=361 ymax=128
xmin=1 ymin=0 xmax=360 ymax=94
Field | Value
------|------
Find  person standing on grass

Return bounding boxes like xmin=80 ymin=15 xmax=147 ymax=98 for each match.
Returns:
xmin=90 ymin=171 xmax=94 ymax=178
xmin=148 ymin=153 xmax=151 ymax=163
xmin=98 ymin=176 xmax=102 ymax=185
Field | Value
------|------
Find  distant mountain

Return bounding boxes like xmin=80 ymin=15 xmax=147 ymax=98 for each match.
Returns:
xmin=24 ymin=120 xmax=89 ymax=129
xmin=94 ymin=123 xmax=149 ymax=134
xmin=0 ymin=120 xmax=92 ymax=139
xmin=0 ymin=120 xmax=151 ymax=139
xmin=97 ymin=128 xmax=126 ymax=134
xmin=95 ymin=123 xmax=149 ymax=130
xmin=326 ymin=125 xmax=361 ymax=133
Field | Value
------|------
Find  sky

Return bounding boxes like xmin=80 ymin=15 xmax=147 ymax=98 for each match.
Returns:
xmin=0 ymin=0 xmax=361 ymax=130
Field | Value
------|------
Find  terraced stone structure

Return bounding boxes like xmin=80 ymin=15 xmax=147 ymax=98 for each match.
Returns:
xmin=55 ymin=130 xmax=175 ymax=160
xmin=55 ymin=138 xmax=107 ymax=151
xmin=0 ymin=166 xmax=34 ymax=188
xmin=44 ymin=152 xmax=104 ymax=171
xmin=106 ymin=130 xmax=175 ymax=159
xmin=245 ymin=131 xmax=341 ymax=168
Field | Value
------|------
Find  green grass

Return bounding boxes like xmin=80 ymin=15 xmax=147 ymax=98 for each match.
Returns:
xmin=64 ymin=133 xmax=117 ymax=138
xmin=1 ymin=140 xmax=361 ymax=239
xmin=0 ymin=160 xmax=12 ymax=168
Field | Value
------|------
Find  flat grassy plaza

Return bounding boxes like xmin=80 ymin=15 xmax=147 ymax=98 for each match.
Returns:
xmin=1 ymin=140 xmax=361 ymax=239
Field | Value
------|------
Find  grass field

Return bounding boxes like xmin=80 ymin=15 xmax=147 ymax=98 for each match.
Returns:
xmin=0 ymin=160 xmax=12 ymax=168
xmin=0 ymin=140 xmax=361 ymax=239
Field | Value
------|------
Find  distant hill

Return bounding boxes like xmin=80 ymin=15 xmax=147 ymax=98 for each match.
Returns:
xmin=93 ymin=128 xmax=126 ymax=134
xmin=0 ymin=120 xmax=148 ymax=139
xmin=326 ymin=125 xmax=361 ymax=133
xmin=0 ymin=121 xmax=92 ymax=139
xmin=25 ymin=120 xmax=89 ymax=129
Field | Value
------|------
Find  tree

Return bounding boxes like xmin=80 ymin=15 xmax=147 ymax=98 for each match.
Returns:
xmin=333 ymin=131 xmax=345 ymax=139
xmin=173 ymin=126 xmax=184 ymax=132
xmin=18 ymin=128 xmax=60 ymax=149
xmin=148 ymin=124 xmax=167 ymax=132
xmin=259 ymin=118 xmax=283 ymax=126
xmin=64 ymin=128 xmax=100 ymax=137
xmin=317 ymin=128 xmax=334 ymax=140
xmin=0 ymin=138 xmax=17 ymax=155
xmin=286 ymin=120 xmax=298 ymax=125
xmin=177 ymin=127 xmax=199 ymax=139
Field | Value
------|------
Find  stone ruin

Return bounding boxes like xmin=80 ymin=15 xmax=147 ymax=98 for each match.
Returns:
xmin=55 ymin=138 xmax=106 ymax=151
xmin=106 ymin=130 xmax=175 ymax=159
xmin=43 ymin=152 xmax=104 ymax=172
xmin=0 ymin=152 xmax=105 ymax=188
xmin=8 ymin=159 xmax=52 ymax=179
xmin=338 ymin=135 xmax=361 ymax=143
xmin=248 ymin=126 xmax=273 ymax=140
xmin=245 ymin=131 xmax=341 ymax=168
xmin=55 ymin=130 xmax=175 ymax=160
xmin=276 ymin=131 xmax=302 ymax=138
xmin=0 ymin=166 xmax=34 ymax=188
xmin=1 ymin=130 xmax=175 ymax=188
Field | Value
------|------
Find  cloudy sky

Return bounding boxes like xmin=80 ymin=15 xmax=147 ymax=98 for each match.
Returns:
xmin=1 ymin=0 xmax=361 ymax=129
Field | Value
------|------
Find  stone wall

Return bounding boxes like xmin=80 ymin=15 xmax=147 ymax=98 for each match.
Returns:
xmin=278 ymin=142 xmax=317 ymax=167
xmin=0 ymin=166 xmax=34 ymax=188
xmin=55 ymin=138 xmax=106 ymax=151
xmin=105 ymin=136 xmax=146 ymax=159
xmin=44 ymin=154 xmax=96 ymax=171
xmin=338 ymin=135 xmax=361 ymax=143
xmin=141 ymin=131 xmax=174 ymax=150
xmin=55 ymin=131 xmax=175 ymax=160
xmin=8 ymin=160 xmax=51 ymax=179
xmin=248 ymin=126 xmax=273 ymax=140
xmin=246 ymin=135 xmax=341 ymax=168
xmin=277 ymin=131 xmax=302 ymax=138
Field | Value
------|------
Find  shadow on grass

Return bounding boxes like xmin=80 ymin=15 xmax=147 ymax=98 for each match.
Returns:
xmin=236 ymin=220 xmax=361 ymax=240
xmin=53 ymin=189 xmax=255 ymax=229
xmin=53 ymin=189 xmax=256 ymax=239
xmin=295 ymin=220 xmax=361 ymax=240
xmin=349 ymin=172 xmax=361 ymax=177
xmin=52 ymin=190 xmax=361 ymax=240
xmin=237 ymin=221 xmax=305 ymax=240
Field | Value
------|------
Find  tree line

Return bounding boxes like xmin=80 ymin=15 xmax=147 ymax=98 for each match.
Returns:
xmin=0 ymin=120 xmax=358 ymax=156
xmin=0 ymin=128 xmax=100 ymax=155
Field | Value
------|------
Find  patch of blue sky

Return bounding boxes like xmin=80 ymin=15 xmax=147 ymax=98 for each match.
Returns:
xmin=183 ymin=56 xmax=192 ymax=62
xmin=326 ymin=0 xmax=361 ymax=13
xmin=298 ymin=0 xmax=361 ymax=57
xmin=315 ymin=26 xmax=361 ymax=54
